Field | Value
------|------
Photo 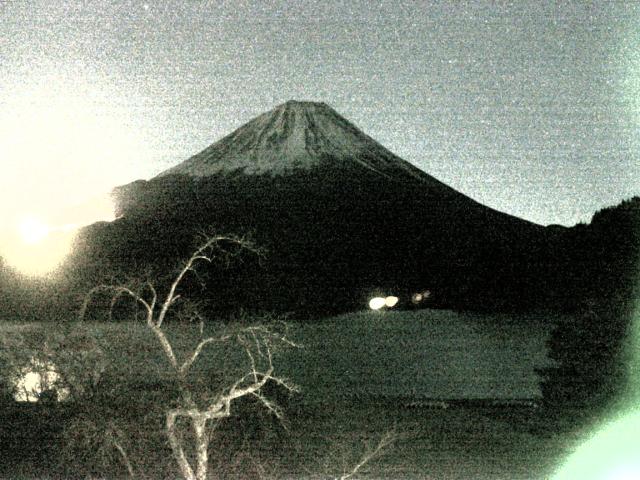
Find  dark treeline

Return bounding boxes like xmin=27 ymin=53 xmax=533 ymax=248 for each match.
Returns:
xmin=538 ymin=197 xmax=640 ymax=410
xmin=100 ymin=173 xmax=639 ymax=315
xmin=4 ymin=171 xmax=636 ymax=323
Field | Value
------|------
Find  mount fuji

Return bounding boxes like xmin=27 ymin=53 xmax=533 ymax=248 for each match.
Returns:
xmin=76 ymin=101 xmax=552 ymax=316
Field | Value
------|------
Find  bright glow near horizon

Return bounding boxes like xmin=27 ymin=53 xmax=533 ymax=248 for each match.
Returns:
xmin=18 ymin=216 xmax=50 ymax=245
xmin=0 ymin=77 xmax=147 ymax=276
xmin=2 ymin=223 xmax=72 ymax=277
xmin=0 ymin=194 xmax=116 ymax=277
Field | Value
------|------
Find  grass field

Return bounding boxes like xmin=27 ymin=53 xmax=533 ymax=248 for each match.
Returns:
xmin=0 ymin=309 xmax=596 ymax=479
xmin=281 ymin=309 xmax=554 ymax=401
xmin=0 ymin=398 xmax=588 ymax=479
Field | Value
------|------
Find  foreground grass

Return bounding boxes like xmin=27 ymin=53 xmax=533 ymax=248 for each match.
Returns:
xmin=0 ymin=310 xmax=588 ymax=479
xmin=0 ymin=398 xmax=591 ymax=479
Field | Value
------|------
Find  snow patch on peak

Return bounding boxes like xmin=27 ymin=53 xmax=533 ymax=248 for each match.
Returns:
xmin=159 ymin=101 xmax=429 ymax=180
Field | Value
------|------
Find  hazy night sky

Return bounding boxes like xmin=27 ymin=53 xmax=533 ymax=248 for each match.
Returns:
xmin=1 ymin=0 xmax=639 ymax=228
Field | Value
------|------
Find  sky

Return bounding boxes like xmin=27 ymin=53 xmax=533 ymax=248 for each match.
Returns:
xmin=1 ymin=1 xmax=640 ymax=272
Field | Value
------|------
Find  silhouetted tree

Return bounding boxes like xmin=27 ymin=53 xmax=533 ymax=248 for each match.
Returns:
xmin=538 ymin=300 xmax=633 ymax=409
xmin=538 ymin=197 xmax=640 ymax=411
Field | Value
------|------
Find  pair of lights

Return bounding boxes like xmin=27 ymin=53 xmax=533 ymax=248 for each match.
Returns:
xmin=369 ymin=296 xmax=399 ymax=310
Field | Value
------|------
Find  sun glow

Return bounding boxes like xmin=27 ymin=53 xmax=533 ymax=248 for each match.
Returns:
xmin=0 ymin=194 xmax=116 ymax=277
xmin=3 ymin=221 xmax=74 ymax=277
xmin=18 ymin=216 xmax=50 ymax=245
xmin=0 ymin=76 xmax=147 ymax=276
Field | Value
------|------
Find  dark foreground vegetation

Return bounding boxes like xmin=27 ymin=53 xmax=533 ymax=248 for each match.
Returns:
xmin=0 ymin=308 xmax=630 ymax=479
xmin=0 ymin=394 xmax=597 ymax=480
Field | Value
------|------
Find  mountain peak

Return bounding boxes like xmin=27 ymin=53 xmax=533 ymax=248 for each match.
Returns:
xmin=159 ymin=100 xmax=428 ymax=180
xmin=279 ymin=99 xmax=329 ymax=109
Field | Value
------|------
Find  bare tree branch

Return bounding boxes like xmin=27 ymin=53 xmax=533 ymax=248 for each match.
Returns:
xmin=148 ymin=323 xmax=179 ymax=370
xmin=338 ymin=430 xmax=396 ymax=480
xmin=238 ymin=333 xmax=259 ymax=382
xmin=224 ymin=366 xmax=274 ymax=404
xmin=145 ymin=281 xmax=157 ymax=315
xmin=79 ymin=234 xmax=288 ymax=480
xmin=250 ymin=391 xmax=284 ymax=420
xmin=156 ymin=235 xmax=251 ymax=328
xmin=166 ymin=412 xmax=197 ymax=480
xmin=112 ymin=439 xmax=136 ymax=480
xmin=79 ymin=285 xmax=153 ymax=323
xmin=193 ymin=415 xmax=208 ymax=480
xmin=179 ymin=334 xmax=232 ymax=376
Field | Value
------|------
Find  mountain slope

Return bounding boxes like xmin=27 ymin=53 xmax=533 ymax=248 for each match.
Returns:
xmin=154 ymin=100 xmax=536 ymax=229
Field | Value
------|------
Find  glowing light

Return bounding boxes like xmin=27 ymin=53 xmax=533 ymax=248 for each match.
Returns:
xmin=553 ymin=410 xmax=640 ymax=479
xmin=2 ymin=229 xmax=75 ymax=276
xmin=412 ymin=290 xmax=431 ymax=305
xmin=369 ymin=297 xmax=386 ymax=310
xmin=13 ymin=358 xmax=69 ymax=403
xmin=385 ymin=296 xmax=399 ymax=308
xmin=0 ymin=76 xmax=143 ymax=276
xmin=0 ymin=194 xmax=116 ymax=276
xmin=18 ymin=216 xmax=50 ymax=245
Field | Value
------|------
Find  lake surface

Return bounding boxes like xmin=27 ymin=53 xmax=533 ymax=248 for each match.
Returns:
xmin=0 ymin=309 xmax=555 ymax=404
xmin=280 ymin=309 xmax=555 ymax=401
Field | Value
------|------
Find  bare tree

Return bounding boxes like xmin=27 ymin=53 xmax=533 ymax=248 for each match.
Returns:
xmin=336 ymin=430 xmax=396 ymax=480
xmin=80 ymin=235 xmax=299 ymax=480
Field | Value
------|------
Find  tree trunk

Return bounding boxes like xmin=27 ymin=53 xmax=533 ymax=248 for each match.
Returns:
xmin=193 ymin=415 xmax=209 ymax=480
xmin=167 ymin=411 xmax=196 ymax=480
